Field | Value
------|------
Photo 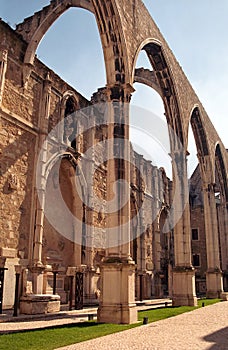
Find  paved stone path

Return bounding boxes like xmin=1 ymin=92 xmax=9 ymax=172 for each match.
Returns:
xmin=56 ymin=302 xmax=228 ymax=350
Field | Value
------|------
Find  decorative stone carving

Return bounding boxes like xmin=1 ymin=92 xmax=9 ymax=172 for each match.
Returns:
xmin=7 ymin=174 xmax=18 ymax=191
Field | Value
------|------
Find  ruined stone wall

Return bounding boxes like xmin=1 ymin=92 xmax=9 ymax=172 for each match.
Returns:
xmin=0 ymin=118 xmax=36 ymax=258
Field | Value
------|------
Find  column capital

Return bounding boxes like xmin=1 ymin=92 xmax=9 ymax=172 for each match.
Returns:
xmin=105 ymin=83 xmax=134 ymax=102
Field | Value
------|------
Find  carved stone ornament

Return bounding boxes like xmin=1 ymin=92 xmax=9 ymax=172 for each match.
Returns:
xmin=7 ymin=174 xmax=18 ymax=191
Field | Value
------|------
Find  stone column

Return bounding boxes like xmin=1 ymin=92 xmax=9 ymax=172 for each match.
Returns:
xmin=32 ymin=74 xmax=52 ymax=288
xmin=203 ymin=183 xmax=224 ymax=297
xmin=219 ymin=203 xmax=228 ymax=292
xmin=137 ymin=156 xmax=146 ymax=300
xmin=171 ymin=150 xmax=197 ymax=306
xmin=97 ymin=85 xmax=137 ymax=324
xmin=84 ymin=110 xmax=99 ymax=304
xmin=0 ymin=48 xmax=8 ymax=106
xmin=152 ymin=167 xmax=162 ymax=297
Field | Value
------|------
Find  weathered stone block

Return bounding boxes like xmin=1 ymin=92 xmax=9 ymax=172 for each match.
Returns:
xmin=0 ymin=247 xmax=17 ymax=258
xmin=20 ymin=294 xmax=60 ymax=315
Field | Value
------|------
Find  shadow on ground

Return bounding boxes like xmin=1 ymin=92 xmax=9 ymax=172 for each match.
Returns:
xmin=204 ymin=327 xmax=228 ymax=350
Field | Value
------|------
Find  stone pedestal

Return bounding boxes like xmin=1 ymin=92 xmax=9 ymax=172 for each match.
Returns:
xmin=0 ymin=248 xmax=19 ymax=309
xmin=206 ymin=270 xmax=223 ymax=298
xmin=20 ymin=294 xmax=60 ymax=314
xmin=83 ymin=267 xmax=100 ymax=305
xmin=97 ymin=258 xmax=137 ymax=324
xmin=172 ymin=268 xmax=197 ymax=306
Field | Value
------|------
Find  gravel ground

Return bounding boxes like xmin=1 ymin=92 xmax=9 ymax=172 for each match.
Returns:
xmin=0 ymin=308 xmax=98 ymax=334
xmin=56 ymin=302 xmax=228 ymax=350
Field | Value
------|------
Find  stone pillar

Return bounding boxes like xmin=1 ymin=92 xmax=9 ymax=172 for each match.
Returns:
xmin=84 ymin=111 xmax=98 ymax=304
xmin=171 ymin=150 xmax=197 ymax=306
xmin=219 ymin=203 xmax=228 ymax=292
xmin=33 ymin=76 xmax=51 ymax=266
xmin=137 ymin=156 xmax=146 ymax=300
xmin=203 ymin=183 xmax=224 ymax=298
xmin=97 ymin=85 xmax=137 ymax=324
xmin=0 ymin=48 xmax=7 ymax=106
xmin=32 ymin=74 xmax=52 ymax=288
xmin=152 ymin=168 xmax=162 ymax=297
xmin=97 ymin=260 xmax=136 ymax=324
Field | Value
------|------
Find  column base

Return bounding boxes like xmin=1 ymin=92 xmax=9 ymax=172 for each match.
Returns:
xmin=97 ymin=258 xmax=137 ymax=324
xmin=30 ymin=264 xmax=45 ymax=294
xmin=206 ymin=270 xmax=223 ymax=298
xmin=172 ymin=267 xmax=197 ymax=306
xmin=97 ymin=304 xmax=137 ymax=324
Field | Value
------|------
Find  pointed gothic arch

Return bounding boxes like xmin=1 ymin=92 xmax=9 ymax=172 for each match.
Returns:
xmin=132 ymin=40 xmax=184 ymax=151
xmin=16 ymin=0 xmax=130 ymax=87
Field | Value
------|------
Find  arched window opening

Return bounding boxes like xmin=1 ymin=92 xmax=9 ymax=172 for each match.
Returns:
xmin=63 ymin=96 xmax=78 ymax=148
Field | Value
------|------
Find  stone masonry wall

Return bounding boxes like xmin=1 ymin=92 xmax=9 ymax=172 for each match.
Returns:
xmin=0 ymin=118 xmax=36 ymax=258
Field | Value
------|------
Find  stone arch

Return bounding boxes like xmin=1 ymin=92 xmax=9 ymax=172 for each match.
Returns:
xmin=43 ymin=152 xmax=87 ymax=261
xmin=44 ymin=151 xmax=87 ymax=197
xmin=16 ymin=0 xmax=130 ymax=87
xmin=131 ymin=40 xmax=189 ymax=252
xmin=190 ymin=107 xmax=209 ymax=158
xmin=215 ymin=144 xmax=228 ymax=291
xmin=132 ymin=39 xmax=184 ymax=149
xmin=17 ymin=1 xmax=94 ymax=64
xmin=33 ymin=148 xmax=87 ymax=269
xmin=215 ymin=144 xmax=228 ymax=205
xmin=131 ymin=38 xmax=163 ymax=85
xmin=61 ymin=91 xmax=80 ymax=110
xmin=134 ymin=68 xmax=162 ymax=97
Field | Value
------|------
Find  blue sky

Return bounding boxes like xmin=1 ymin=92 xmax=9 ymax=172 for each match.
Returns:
xmin=1 ymin=0 xmax=228 ymax=176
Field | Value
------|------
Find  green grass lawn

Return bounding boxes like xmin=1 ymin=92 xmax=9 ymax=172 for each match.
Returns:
xmin=0 ymin=299 xmax=221 ymax=350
